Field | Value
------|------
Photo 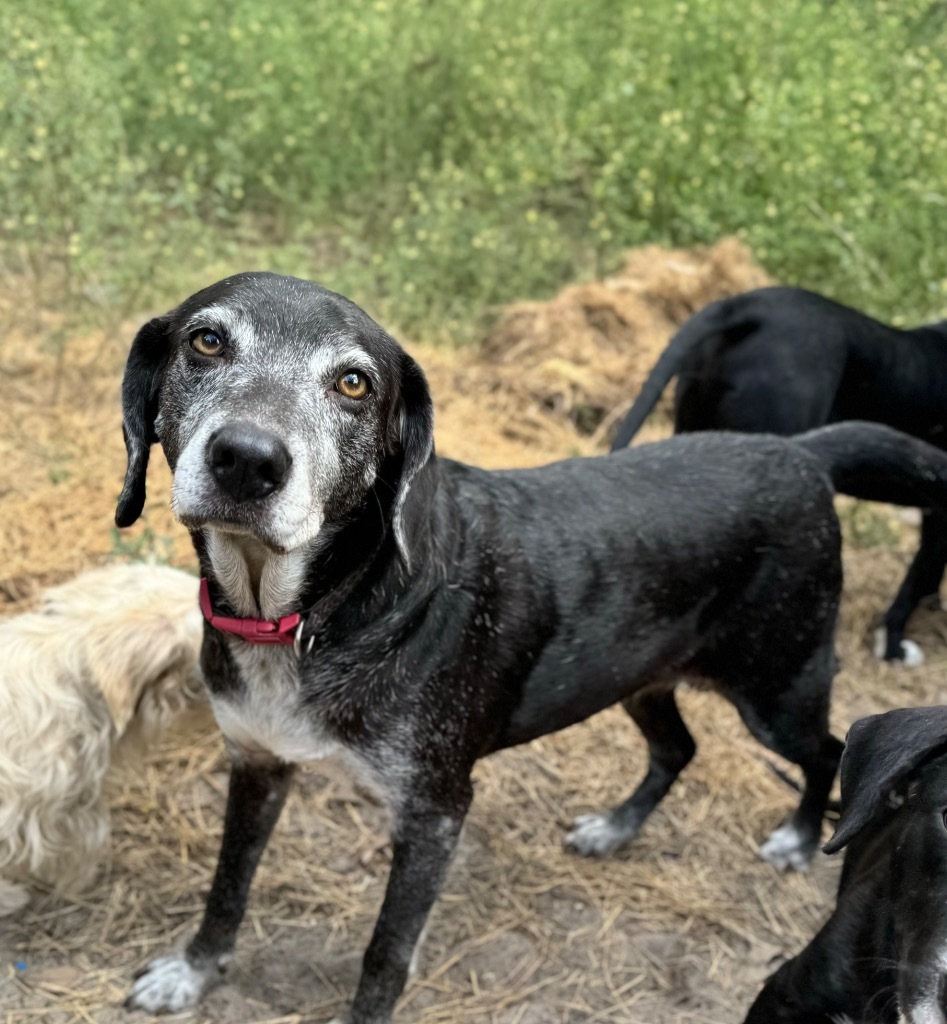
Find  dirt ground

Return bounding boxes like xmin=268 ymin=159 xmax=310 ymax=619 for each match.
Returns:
xmin=2 ymin=240 xmax=945 ymax=1024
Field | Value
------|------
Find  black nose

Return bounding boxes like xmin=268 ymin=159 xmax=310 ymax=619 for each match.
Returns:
xmin=207 ymin=423 xmax=292 ymax=503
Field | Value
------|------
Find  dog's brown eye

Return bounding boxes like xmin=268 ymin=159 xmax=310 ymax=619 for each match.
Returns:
xmin=337 ymin=370 xmax=369 ymax=399
xmin=190 ymin=331 xmax=224 ymax=358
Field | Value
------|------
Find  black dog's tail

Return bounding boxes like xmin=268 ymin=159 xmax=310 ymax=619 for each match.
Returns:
xmin=610 ymin=299 xmax=756 ymax=451
xmin=797 ymin=422 xmax=947 ymax=509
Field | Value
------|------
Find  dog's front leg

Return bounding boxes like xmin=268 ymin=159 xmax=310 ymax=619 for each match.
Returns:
xmin=338 ymin=787 xmax=472 ymax=1024
xmin=126 ymin=758 xmax=294 ymax=1013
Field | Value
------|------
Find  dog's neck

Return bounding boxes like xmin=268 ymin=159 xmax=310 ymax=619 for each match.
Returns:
xmin=198 ymin=465 xmax=440 ymax=627
xmin=203 ymin=529 xmax=312 ymax=620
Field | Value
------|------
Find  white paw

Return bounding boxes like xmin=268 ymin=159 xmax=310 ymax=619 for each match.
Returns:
xmin=565 ymin=813 xmax=627 ymax=857
xmin=900 ymin=639 xmax=925 ymax=667
xmin=126 ymin=952 xmax=225 ymax=1013
xmin=873 ymin=628 xmax=925 ymax=666
xmin=759 ymin=823 xmax=812 ymax=871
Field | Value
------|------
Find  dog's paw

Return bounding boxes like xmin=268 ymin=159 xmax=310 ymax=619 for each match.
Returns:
xmin=759 ymin=823 xmax=814 ymax=871
xmin=125 ymin=952 xmax=228 ymax=1013
xmin=564 ymin=813 xmax=630 ymax=857
xmin=872 ymin=627 xmax=925 ymax=666
xmin=898 ymin=639 xmax=925 ymax=667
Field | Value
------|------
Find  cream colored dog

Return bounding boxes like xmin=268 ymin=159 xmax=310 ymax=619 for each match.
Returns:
xmin=0 ymin=562 xmax=205 ymax=915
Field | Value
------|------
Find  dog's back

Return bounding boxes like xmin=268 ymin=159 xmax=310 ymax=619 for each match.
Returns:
xmin=613 ymin=285 xmax=947 ymax=445
xmin=443 ymin=432 xmax=843 ymax=749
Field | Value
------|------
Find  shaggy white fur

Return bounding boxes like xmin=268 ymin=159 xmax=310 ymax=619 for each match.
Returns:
xmin=0 ymin=563 xmax=205 ymax=914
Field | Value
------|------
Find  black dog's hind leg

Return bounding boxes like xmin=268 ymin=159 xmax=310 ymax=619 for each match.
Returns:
xmin=756 ymin=731 xmax=842 ymax=871
xmin=342 ymin=785 xmax=472 ymax=1024
xmin=730 ymin=644 xmax=842 ymax=870
xmin=566 ymin=688 xmax=696 ymax=857
xmin=879 ymin=509 xmax=947 ymax=664
xmin=125 ymin=759 xmax=294 ymax=1012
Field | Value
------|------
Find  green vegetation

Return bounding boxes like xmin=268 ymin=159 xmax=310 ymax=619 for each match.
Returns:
xmin=108 ymin=525 xmax=175 ymax=564
xmin=2 ymin=0 xmax=946 ymax=338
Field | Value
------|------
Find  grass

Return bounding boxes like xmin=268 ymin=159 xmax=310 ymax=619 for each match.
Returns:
xmin=2 ymin=0 xmax=946 ymax=338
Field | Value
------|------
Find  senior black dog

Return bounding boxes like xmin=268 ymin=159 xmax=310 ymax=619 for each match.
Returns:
xmin=610 ymin=286 xmax=947 ymax=665
xmin=745 ymin=706 xmax=947 ymax=1024
xmin=116 ymin=273 xmax=947 ymax=1024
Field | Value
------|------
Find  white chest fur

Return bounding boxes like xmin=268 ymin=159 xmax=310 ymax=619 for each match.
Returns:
xmin=211 ymin=642 xmax=399 ymax=811
xmin=211 ymin=644 xmax=340 ymax=764
xmin=204 ymin=530 xmax=335 ymax=763
xmin=203 ymin=531 xmax=397 ymax=807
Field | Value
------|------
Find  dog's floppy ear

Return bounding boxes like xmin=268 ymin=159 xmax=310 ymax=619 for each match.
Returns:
xmin=824 ymin=706 xmax=947 ymax=854
xmin=115 ymin=316 xmax=172 ymax=528
xmin=387 ymin=350 xmax=434 ymax=569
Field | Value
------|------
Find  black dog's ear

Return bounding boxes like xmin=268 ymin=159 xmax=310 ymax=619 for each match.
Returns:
xmin=115 ymin=316 xmax=172 ymax=528
xmin=387 ymin=350 xmax=434 ymax=570
xmin=824 ymin=706 xmax=947 ymax=854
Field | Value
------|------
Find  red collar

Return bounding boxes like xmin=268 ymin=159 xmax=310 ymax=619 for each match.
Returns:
xmin=199 ymin=578 xmax=301 ymax=645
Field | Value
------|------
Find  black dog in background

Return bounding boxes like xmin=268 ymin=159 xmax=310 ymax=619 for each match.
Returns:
xmin=611 ymin=286 xmax=947 ymax=665
xmin=745 ymin=706 xmax=947 ymax=1024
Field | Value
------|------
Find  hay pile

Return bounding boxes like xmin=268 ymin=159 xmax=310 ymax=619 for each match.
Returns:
xmin=477 ymin=238 xmax=771 ymax=445
xmin=0 ymin=244 xmax=942 ymax=1024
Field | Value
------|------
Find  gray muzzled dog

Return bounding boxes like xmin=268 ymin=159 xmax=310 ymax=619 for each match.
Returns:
xmin=116 ymin=273 xmax=947 ymax=1023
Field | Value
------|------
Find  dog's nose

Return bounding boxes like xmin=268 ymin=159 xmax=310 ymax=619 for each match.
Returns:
xmin=207 ymin=423 xmax=292 ymax=503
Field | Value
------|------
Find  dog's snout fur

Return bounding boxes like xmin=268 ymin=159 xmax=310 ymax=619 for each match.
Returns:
xmin=207 ymin=422 xmax=292 ymax=503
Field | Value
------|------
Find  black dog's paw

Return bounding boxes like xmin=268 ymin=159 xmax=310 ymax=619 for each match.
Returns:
xmin=872 ymin=627 xmax=924 ymax=667
xmin=564 ymin=813 xmax=633 ymax=857
xmin=759 ymin=823 xmax=816 ymax=872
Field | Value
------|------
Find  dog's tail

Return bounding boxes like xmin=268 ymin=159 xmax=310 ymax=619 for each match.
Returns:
xmin=610 ymin=299 xmax=757 ymax=451
xmin=797 ymin=422 xmax=947 ymax=508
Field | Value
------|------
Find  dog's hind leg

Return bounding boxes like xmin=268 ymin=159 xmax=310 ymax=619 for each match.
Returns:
xmin=877 ymin=509 xmax=947 ymax=665
xmin=0 ymin=878 xmax=30 ymax=916
xmin=729 ymin=645 xmax=843 ymax=871
xmin=565 ymin=688 xmax=696 ymax=857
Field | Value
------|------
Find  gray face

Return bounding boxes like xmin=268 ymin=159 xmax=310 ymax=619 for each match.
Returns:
xmin=119 ymin=273 xmax=430 ymax=556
